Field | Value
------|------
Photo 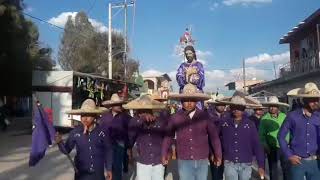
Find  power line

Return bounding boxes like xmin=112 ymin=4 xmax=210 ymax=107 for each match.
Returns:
xmin=23 ymin=12 xmax=64 ymax=30
xmin=23 ymin=12 xmax=96 ymax=40
xmin=86 ymin=0 xmax=97 ymax=15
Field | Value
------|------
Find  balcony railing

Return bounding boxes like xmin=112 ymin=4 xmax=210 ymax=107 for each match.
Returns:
xmin=279 ymin=56 xmax=320 ymax=78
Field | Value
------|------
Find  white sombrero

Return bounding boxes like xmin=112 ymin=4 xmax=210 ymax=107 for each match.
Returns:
xmin=217 ymin=91 xmax=261 ymax=108
xmin=123 ymin=94 xmax=166 ymax=110
xmin=66 ymin=99 xmax=107 ymax=115
xmin=261 ymin=96 xmax=289 ymax=107
xmin=287 ymin=82 xmax=320 ymax=98
xmin=150 ymin=91 xmax=167 ymax=102
xmin=169 ymin=84 xmax=210 ymax=101
xmin=207 ymin=94 xmax=227 ymax=104
xmin=102 ymin=93 xmax=126 ymax=107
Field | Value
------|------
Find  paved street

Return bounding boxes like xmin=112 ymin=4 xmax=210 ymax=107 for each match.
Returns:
xmin=0 ymin=118 xmax=266 ymax=180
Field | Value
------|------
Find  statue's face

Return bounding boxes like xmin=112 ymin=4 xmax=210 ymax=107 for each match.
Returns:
xmin=185 ymin=50 xmax=195 ymax=63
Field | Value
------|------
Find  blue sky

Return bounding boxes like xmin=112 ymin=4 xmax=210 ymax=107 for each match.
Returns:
xmin=24 ymin=0 xmax=320 ymax=93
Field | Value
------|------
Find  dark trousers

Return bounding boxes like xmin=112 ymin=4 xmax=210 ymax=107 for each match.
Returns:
xmin=123 ymin=147 xmax=129 ymax=173
xmin=210 ymin=162 xmax=224 ymax=180
xmin=112 ymin=144 xmax=125 ymax=180
xmin=74 ymin=172 xmax=105 ymax=180
xmin=290 ymin=159 xmax=320 ymax=180
xmin=267 ymin=148 xmax=289 ymax=180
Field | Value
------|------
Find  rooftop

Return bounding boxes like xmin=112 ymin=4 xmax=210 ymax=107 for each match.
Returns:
xmin=279 ymin=8 xmax=320 ymax=44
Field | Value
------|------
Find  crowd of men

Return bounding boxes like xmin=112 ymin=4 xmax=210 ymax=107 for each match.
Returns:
xmin=54 ymin=81 xmax=320 ymax=180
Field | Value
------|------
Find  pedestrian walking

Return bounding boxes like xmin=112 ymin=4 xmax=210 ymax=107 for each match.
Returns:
xmin=124 ymin=94 xmax=168 ymax=180
xmin=279 ymin=82 xmax=320 ymax=180
xmin=217 ymin=92 xmax=265 ymax=180
xmin=162 ymin=84 xmax=222 ymax=180
xmin=100 ymin=93 xmax=132 ymax=180
xmin=55 ymin=99 xmax=112 ymax=180
xmin=260 ymin=96 xmax=290 ymax=180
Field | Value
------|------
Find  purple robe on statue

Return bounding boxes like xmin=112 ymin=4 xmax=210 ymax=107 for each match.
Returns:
xmin=176 ymin=61 xmax=205 ymax=109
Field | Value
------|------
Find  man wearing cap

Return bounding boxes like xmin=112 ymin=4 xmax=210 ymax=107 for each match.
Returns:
xmin=207 ymin=94 xmax=227 ymax=180
xmin=248 ymin=105 xmax=266 ymax=131
xmin=176 ymin=45 xmax=205 ymax=109
xmin=217 ymin=92 xmax=265 ymax=180
xmin=259 ymin=96 xmax=290 ymax=180
xmin=162 ymin=84 xmax=222 ymax=180
xmin=278 ymin=82 xmax=320 ymax=180
xmin=124 ymin=95 xmax=168 ymax=180
xmin=55 ymin=99 xmax=112 ymax=180
xmin=100 ymin=93 xmax=131 ymax=180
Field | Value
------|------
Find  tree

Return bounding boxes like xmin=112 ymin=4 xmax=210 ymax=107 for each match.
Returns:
xmin=0 ymin=0 xmax=54 ymax=95
xmin=58 ymin=11 xmax=139 ymax=81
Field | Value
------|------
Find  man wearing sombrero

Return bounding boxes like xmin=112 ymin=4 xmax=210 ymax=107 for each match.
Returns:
xmin=100 ymin=93 xmax=132 ymax=180
xmin=123 ymin=94 xmax=168 ymax=180
xmin=55 ymin=99 xmax=112 ymax=180
xmin=162 ymin=84 xmax=222 ymax=180
xmin=278 ymin=82 xmax=320 ymax=180
xmin=217 ymin=91 xmax=265 ymax=180
xmin=248 ymin=104 xmax=266 ymax=131
xmin=259 ymin=96 xmax=290 ymax=180
xmin=207 ymin=93 xmax=227 ymax=180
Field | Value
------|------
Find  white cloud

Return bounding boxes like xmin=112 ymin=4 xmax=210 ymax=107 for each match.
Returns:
xmin=245 ymin=51 xmax=290 ymax=65
xmin=48 ymin=12 xmax=109 ymax=33
xmin=25 ymin=6 xmax=33 ymax=13
xmin=48 ymin=12 xmax=77 ymax=27
xmin=141 ymin=69 xmax=164 ymax=77
xmin=223 ymin=0 xmax=272 ymax=6
xmin=209 ymin=2 xmax=220 ymax=11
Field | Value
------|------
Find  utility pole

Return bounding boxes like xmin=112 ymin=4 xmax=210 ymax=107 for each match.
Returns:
xmin=124 ymin=0 xmax=128 ymax=79
xmin=108 ymin=0 xmax=134 ymax=80
xmin=108 ymin=3 xmax=112 ymax=79
xmin=317 ymin=24 xmax=320 ymax=65
xmin=243 ymin=59 xmax=246 ymax=93
xmin=273 ymin=61 xmax=277 ymax=79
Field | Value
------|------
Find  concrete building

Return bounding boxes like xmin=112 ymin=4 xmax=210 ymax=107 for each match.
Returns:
xmin=225 ymin=80 xmax=265 ymax=92
xmin=142 ymin=73 xmax=172 ymax=98
xmin=250 ymin=8 xmax=320 ymax=101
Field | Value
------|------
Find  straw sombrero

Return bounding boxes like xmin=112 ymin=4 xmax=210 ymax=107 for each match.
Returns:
xmin=217 ymin=91 xmax=261 ymax=108
xmin=123 ymin=94 xmax=166 ymax=110
xmin=102 ymin=93 xmax=126 ymax=107
xmin=169 ymin=84 xmax=210 ymax=101
xmin=151 ymin=92 xmax=167 ymax=102
xmin=207 ymin=94 xmax=226 ymax=104
xmin=287 ymin=82 xmax=320 ymax=98
xmin=66 ymin=99 xmax=107 ymax=115
xmin=261 ymin=96 xmax=289 ymax=107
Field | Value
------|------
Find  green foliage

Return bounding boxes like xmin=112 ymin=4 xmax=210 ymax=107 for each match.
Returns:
xmin=58 ymin=11 xmax=139 ymax=81
xmin=0 ymin=0 xmax=53 ymax=95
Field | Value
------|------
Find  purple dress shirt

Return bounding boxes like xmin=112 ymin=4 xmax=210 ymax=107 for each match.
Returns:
xmin=248 ymin=115 xmax=261 ymax=131
xmin=58 ymin=125 xmax=113 ymax=173
xmin=128 ymin=115 xmax=168 ymax=165
xmin=218 ymin=116 xmax=265 ymax=169
xmin=100 ymin=111 xmax=132 ymax=147
xmin=162 ymin=108 xmax=222 ymax=161
xmin=278 ymin=108 xmax=320 ymax=159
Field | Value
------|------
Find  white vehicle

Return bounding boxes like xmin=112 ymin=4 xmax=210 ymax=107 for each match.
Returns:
xmin=32 ymin=70 xmax=139 ymax=128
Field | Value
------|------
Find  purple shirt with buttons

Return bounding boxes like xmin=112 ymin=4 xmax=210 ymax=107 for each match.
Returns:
xmin=278 ymin=108 xmax=320 ymax=159
xmin=58 ymin=125 xmax=113 ymax=173
xmin=217 ymin=115 xmax=265 ymax=169
xmin=162 ymin=108 xmax=222 ymax=161
xmin=128 ymin=114 xmax=168 ymax=165
xmin=100 ymin=111 xmax=132 ymax=146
